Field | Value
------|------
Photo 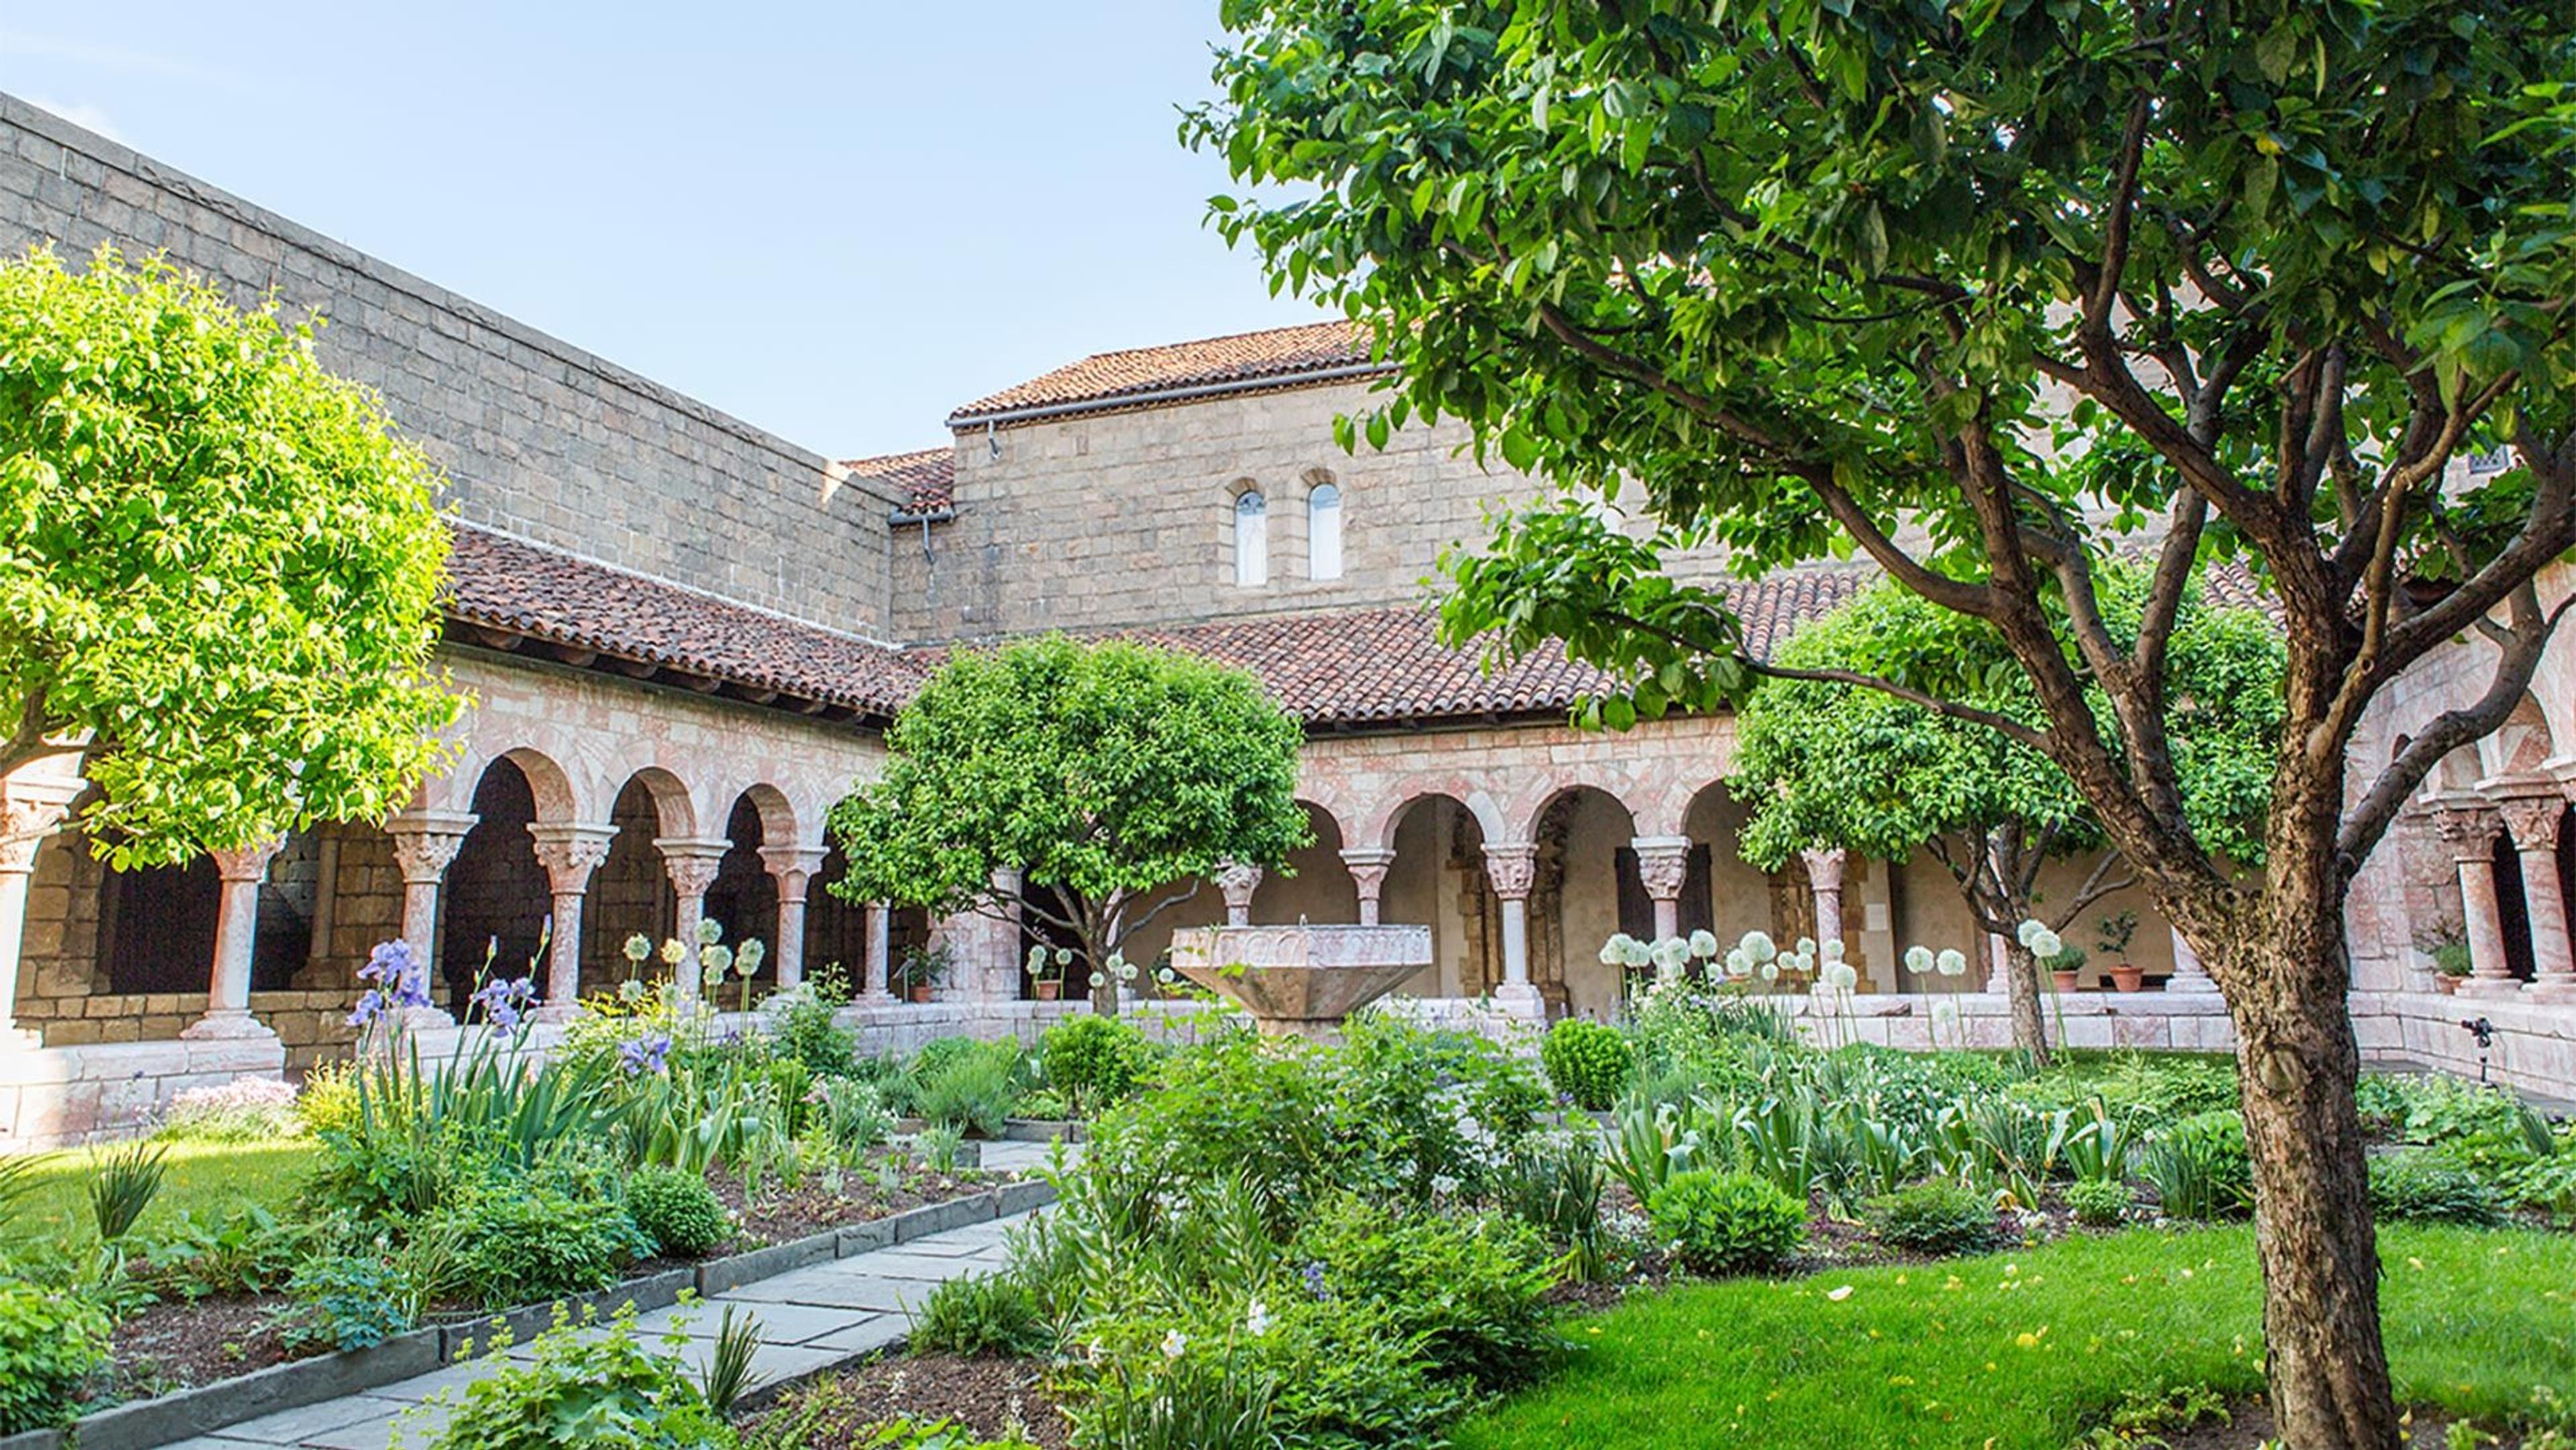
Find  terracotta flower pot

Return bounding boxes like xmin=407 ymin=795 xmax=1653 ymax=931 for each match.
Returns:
xmin=1034 ymin=979 xmax=1061 ymax=1001
xmin=906 ymin=985 xmax=936 ymax=1003
xmin=2051 ymin=968 xmax=2084 ymax=993
xmin=2432 ymin=974 xmax=2463 ymax=996
xmin=2108 ymin=965 xmax=2146 ymax=993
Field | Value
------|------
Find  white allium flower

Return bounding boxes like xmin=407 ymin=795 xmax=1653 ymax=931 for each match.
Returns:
xmin=1026 ymin=945 xmax=1047 ymax=972
xmin=1796 ymin=936 xmax=1817 ymax=958
xmin=1161 ymin=1329 xmax=1187 ymax=1361
xmin=624 ymin=934 xmax=653 ymax=963
xmin=1246 ymin=1298 xmax=1273 ymax=1337
xmin=1088 ymin=971 xmax=1106 ymax=989
xmin=1599 ymin=933 xmax=1632 ymax=966
xmin=1054 ymin=947 xmax=1073 ymax=966
xmin=701 ymin=964 xmax=725 ymax=991
xmin=2026 ymin=926 xmax=2064 ymax=960
xmin=616 ymin=979 xmax=646 ymax=1003
xmin=1936 ymin=948 xmax=1969 ymax=977
xmin=1904 ymin=945 xmax=1935 ymax=974
xmin=1618 ymin=936 xmax=1654 ymax=969
xmin=659 ymin=938 xmax=687 ymax=966
xmin=2017 ymin=918 xmax=2047 ymax=948
xmin=1821 ymin=938 xmax=1846 ymax=962
xmin=1724 ymin=949 xmax=1750 ymax=978
xmin=696 ymin=917 xmax=724 ymax=946
xmin=1931 ymin=998 xmax=1962 ymax=1025
xmin=1740 ymin=931 xmax=1778 ymax=964
xmin=1650 ymin=937 xmax=1690 ymax=973
xmin=1688 ymin=929 xmax=1719 ymax=958
xmin=1157 ymin=966 xmax=1175 ymax=983
xmin=1760 ymin=962 xmax=1780 ymax=981
xmin=701 ymin=944 xmax=735 ymax=975
xmin=737 ymin=939 xmax=765 ymax=972
xmin=1824 ymin=961 xmax=1859 ymax=991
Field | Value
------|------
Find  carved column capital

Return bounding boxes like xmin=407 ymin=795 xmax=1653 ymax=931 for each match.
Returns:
xmin=1483 ymin=841 xmax=1539 ymax=902
xmin=2426 ymin=803 xmax=2502 ymax=863
xmin=210 ymin=838 xmax=285 ymax=884
xmin=386 ymin=809 xmax=480 ymax=883
xmin=527 ymin=822 xmax=618 ymax=894
xmin=1631 ymin=835 xmax=1692 ymax=901
xmin=1799 ymin=845 xmax=1849 ymax=890
xmin=2494 ymin=793 xmax=2565 ymax=853
xmin=1215 ymin=859 xmax=1264 ymax=926
xmin=655 ymin=837 xmax=731 ymax=898
xmin=758 ymin=845 xmax=830 ymax=902
xmin=0 ymin=787 xmax=76 ymax=874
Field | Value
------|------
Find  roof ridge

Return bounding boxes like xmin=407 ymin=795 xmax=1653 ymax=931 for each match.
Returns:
xmin=1074 ymin=318 xmax=1360 ymax=364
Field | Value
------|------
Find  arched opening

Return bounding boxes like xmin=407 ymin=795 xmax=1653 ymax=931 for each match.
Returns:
xmin=1233 ymin=487 xmax=1269 ymax=587
xmin=2493 ymin=830 xmax=2537 ymax=985
xmin=1380 ymin=793 xmax=1499 ymax=998
xmin=580 ymin=771 xmax=688 ymax=990
xmin=702 ymin=794 xmax=780 ymax=997
xmin=99 ymin=856 xmax=221 ymax=996
xmin=1305 ymin=477 xmax=1344 ymax=581
xmin=441 ymin=758 xmax=552 ymax=1007
xmin=1251 ymin=801 xmax=1359 ymax=925
xmin=802 ymin=847 xmax=929 ymax=998
xmin=1683 ymin=783 xmax=1811 ymax=948
xmin=1529 ymin=785 xmax=1643 ymax=1021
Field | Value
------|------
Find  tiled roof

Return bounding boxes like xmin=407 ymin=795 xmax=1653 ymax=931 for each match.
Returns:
xmin=844 ymin=447 xmax=956 ymax=513
xmin=948 ymin=321 xmax=1379 ymax=425
xmin=441 ymin=525 xmax=923 ymax=717
xmin=1117 ymin=567 xmax=1878 ymax=724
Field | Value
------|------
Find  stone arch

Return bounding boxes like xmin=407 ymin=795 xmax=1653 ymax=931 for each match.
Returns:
xmin=1251 ymin=799 xmax=1360 ymax=926
xmin=1302 ymin=467 xmax=1344 ymax=581
xmin=617 ymin=765 xmax=698 ymax=840
xmin=441 ymin=757 xmax=553 ymax=1002
xmin=1517 ymin=778 xmax=1646 ymax=845
xmin=702 ymin=791 xmax=783 ymax=993
xmin=1682 ymin=781 xmax=1805 ymax=945
xmin=2478 ymin=693 xmax=2556 ymax=781
xmin=580 ymin=769 xmax=693 ymax=985
xmin=1377 ymin=791 xmax=1503 ymax=997
xmin=1226 ymin=476 xmax=1269 ymax=588
xmin=1528 ymin=785 xmax=1646 ymax=1021
xmin=729 ymin=781 xmax=800 ymax=850
xmin=1362 ymin=783 xmax=1509 ymax=854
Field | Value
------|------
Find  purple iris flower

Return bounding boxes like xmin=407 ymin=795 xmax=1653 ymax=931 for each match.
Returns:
xmin=345 ymin=989 xmax=386 ymax=1029
xmin=617 ymin=1033 xmax=672 ymax=1077
xmin=470 ymin=975 xmax=537 ymax=1032
xmin=358 ymin=940 xmax=433 ymax=1009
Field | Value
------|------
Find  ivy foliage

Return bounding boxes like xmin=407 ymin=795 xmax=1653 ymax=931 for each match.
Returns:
xmin=826 ymin=636 xmax=1308 ymax=983
xmin=0 ymin=247 xmax=458 ymax=865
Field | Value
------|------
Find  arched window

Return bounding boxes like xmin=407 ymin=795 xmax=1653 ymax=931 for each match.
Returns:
xmin=1234 ymin=490 xmax=1269 ymax=587
xmin=1307 ymin=481 xmax=1343 ymax=580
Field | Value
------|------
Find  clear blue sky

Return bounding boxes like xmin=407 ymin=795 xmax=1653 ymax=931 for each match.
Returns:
xmin=0 ymin=4 xmax=1329 ymax=458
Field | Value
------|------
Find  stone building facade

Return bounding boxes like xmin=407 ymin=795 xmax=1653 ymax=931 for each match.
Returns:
xmin=1 ymin=93 xmax=2571 ymax=1146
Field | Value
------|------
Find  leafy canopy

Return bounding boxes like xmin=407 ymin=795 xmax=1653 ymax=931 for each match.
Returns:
xmin=1190 ymin=0 xmax=2576 ymax=886
xmin=0 ymin=248 xmax=459 ymax=865
xmin=1733 ymin=577 xmax=2283 ymax=873
xmin=826 ymin=636 xmax=1309 ymax=944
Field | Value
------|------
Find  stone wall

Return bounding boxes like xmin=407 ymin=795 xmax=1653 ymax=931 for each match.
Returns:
xmin=0 ymin=94 xmax=899 ymax=638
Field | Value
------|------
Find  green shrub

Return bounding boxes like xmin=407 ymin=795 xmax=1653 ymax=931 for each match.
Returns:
xmin=1648 ymin=1170 xmax=1805 ymax=1275
xmin=423 ymin=1304 xmax=737 ymax=1450
xmin=1497 ymin=1133 xmax=1613 ymax=1282
xmin=297 ymin=1060 xmax=364 ymax=1138
xmin=1330 ymin=1011 xmax=1549 ymax=1204
xmin=912 ymin=1044 xmax=1024 ymax=1137
xmin=2139 ymin=1111 xmax=2254 ymax=1221
xmin=1291 ymin=1197 xmax=1561 ymax=1391
xmin=2065 ymin=1177 xmax=2135 ymax=1227
xmin=1865 ymin=1182 xmax=2000 ymax=1255
xmin=2369 ymin=1154 xmax=2507 ymax=1226
xmin=441 ymin=1184 xmax=653 ymax=1308
xmin=0 ymin=1278 xmax=111 ymax=1433
xmin=280 ymin=1251 xmax=419 ymax=1353
xmin=908 ymin=1272 xmax=1053 ymax=1358
xmin=1040 ymin=1014 xmax=1154 ymax=1117
xmin=2355 ymin=1072 xmax=2526 ymax=1146
xmin=772 ymin=975 xmax=858 ymax=1079
xmin=1540 ymin=1019 xmax=1633 ymax=1112
xmin=628 ymin=1167 xmax=734 ymax=1257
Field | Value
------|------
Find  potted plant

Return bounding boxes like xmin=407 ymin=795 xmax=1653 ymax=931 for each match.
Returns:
xmin=893 ymin=942 xmax=951 ymax=1003
xmin=2096 ymin=911 xmax=2145 ymax=993
xmin=2044 ymin=941 xmax=2088 ymax=993
xmin=2428 ymin=938 xmax=2471 ymax=995
xmin=1024 ymin=944 xmax=1074 ymax=1001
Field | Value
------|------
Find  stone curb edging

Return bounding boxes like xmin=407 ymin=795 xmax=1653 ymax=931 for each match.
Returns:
xmin=23 ymin=1179 xmax=1059 ymax=1450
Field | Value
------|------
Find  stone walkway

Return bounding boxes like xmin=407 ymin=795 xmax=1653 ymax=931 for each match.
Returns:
xmin=163 ymin=1141 xmax=1059 ymax=1450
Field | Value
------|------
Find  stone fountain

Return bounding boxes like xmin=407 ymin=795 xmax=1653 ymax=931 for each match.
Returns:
xmin=1167 ymin=922 xmax=1434 ymax=1038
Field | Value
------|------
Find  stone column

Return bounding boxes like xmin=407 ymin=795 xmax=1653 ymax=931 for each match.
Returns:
xmin=384 ymin=809 xmax=477 ymax=1022
xmin=2165 ymin=923 xmax=2220 ymax=993
xmin=526 ymin=823 xmax=616 ymax=1016
xmin=1801 ymin=846 xmax=1848 ymax=957
xmin=1631 ymin=835 xmax=1692 ymax=942
xmin=1484 ymin=842 xmax=1540 ymax=1010
xmin=0 ymin=784 xmax=74 ymax=1044
xmin=758 ymin=846 xmax=828 ymax=991
xmin=182 ymin=840 xmax=284 ymax=1041
xmin=1340 ymin=848 xmax=1396 ymax=926
xmin=2498 ymin=793 xmax=2576 ymax=1001
xmin=1214 ymin=860 xmax=1263 ymax=927
xmin=1984 ymin=930 xmax=2011 ymax=996
xmin=655 ymin=838 xmax=731 ymax=1009
xmin=863 ymin=901 xmax=895 ymax=1001
xmin=2432 ymin=804 xmax=2518 ymax=997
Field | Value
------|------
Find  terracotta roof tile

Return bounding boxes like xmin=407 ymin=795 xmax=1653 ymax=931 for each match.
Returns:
xmin=843 ymin=447 xmax=955 ymax=513
xmin=948 ymin=321 xmax=1378 ymax=425
xmin=442 ymin=525 xmax=923 ymax=717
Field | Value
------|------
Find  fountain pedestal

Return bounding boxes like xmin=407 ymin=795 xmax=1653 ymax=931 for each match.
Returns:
xmin=1167 ymin=924 xmax=1434 ymax=1039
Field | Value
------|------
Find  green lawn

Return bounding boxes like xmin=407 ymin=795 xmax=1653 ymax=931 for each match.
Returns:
xmin=1456 ymin=1225 xmax=2576 ymax=1449
xmin=7 ymin=1138 xmax=319 ymax=1254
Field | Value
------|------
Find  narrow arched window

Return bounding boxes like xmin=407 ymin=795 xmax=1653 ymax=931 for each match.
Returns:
xmin=1307 ymin=481 xmax=1343 ymax=580
xmin=1234 ymin=490 xmax=1269 ymax=586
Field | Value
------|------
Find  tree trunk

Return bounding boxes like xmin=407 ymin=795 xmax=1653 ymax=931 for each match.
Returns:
xmin=2200 ymin=907 xmax=2400 ymax=1450
xmin=2002 ymin=938 xmax=2050 ymax=1066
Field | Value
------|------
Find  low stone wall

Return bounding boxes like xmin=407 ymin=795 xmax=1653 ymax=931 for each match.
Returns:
xmin=0 ymin=1035 xmax=287 ymax=1152
xmin=17 ymin=991 xmax=356 ymax=1069
xmin=2356 ymin=992 xmax=2576 ymax=1103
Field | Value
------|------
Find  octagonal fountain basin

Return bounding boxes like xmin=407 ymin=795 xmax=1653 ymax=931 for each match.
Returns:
xmin=1167 ymin=923 xmax=1434 ymax=1038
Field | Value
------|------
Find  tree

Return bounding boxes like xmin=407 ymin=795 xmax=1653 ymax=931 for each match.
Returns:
xmin=0 ymin=248 xmax=460 ymax=866
xmin=826 ymin=636 xmax=1309 ymax=1013
xmin=1191 ymin=3 xmax=2576 ymax=1442
xmin=1733 ymin=579 xmax=2282 ymax=1060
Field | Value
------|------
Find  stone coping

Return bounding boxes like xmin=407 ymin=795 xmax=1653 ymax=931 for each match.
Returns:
xmin=0 ymin=1180 xmax=1056 ymax=1450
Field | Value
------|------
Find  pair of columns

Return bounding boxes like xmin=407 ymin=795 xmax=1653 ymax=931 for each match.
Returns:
xmin=2430 ymin=789 xmax=2576 ymax=1001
